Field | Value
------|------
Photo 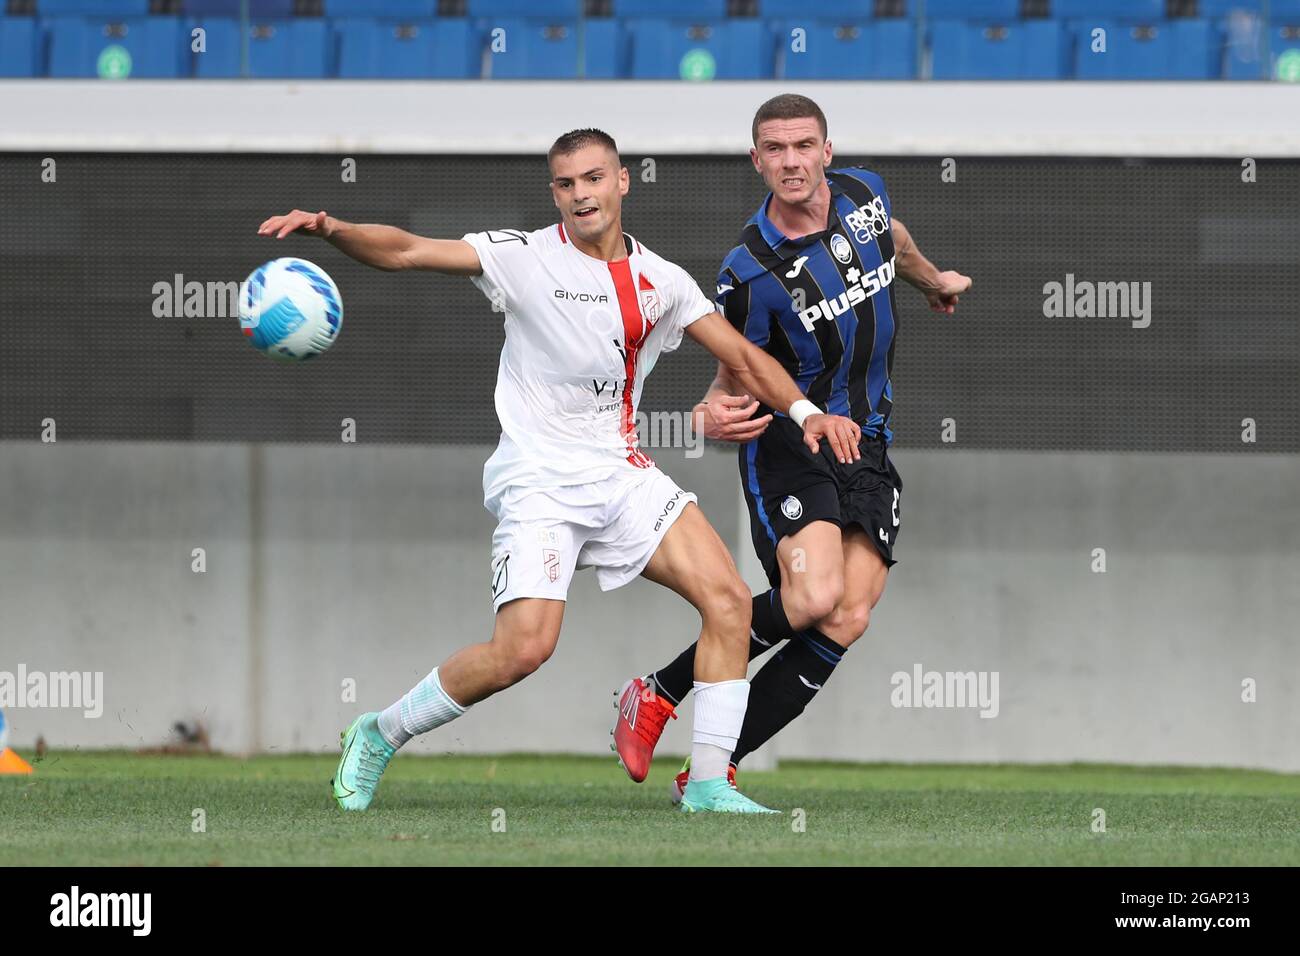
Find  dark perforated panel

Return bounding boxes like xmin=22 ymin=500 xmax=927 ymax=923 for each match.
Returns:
xmin=1 ymin=154 xmax=1296 ymax=451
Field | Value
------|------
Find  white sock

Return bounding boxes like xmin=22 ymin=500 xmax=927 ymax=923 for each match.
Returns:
xmin=377 ymin=666 xmax=467 ymax=749
xmin=690 ymin=679 xmax=749 ymax=782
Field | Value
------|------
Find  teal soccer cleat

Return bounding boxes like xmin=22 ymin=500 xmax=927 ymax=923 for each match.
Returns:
xmin=332 ymin=712 xmax=395 ymax=811
xmin=678 ymin=776 xmax=779 ymax=814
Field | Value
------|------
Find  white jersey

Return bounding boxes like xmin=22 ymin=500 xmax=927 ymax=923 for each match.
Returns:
xmin=462 ymin=223 xmax=714 ymax=515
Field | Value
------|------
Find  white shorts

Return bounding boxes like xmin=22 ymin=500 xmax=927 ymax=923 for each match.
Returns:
xmin=488 ymin=467 xmax=697 ymax=611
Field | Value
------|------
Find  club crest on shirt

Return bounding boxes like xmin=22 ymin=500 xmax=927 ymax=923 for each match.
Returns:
xmin=637 ymin=274 xmax=661 ymax=325
xmin=831 ymin=233 xmax=853 ymax=264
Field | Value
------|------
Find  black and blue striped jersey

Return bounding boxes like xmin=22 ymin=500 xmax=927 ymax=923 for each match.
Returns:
xmin=717 ymin=167 xmax=899 ymax=443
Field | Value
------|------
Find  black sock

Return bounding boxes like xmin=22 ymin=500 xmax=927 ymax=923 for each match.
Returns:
xmin=750 ymin=587 xmax=796 ymax=650
xmin=731 ymin=629 xmax=846 ymax=768
xmin=649 ymin=591 xmax=792 ymax=705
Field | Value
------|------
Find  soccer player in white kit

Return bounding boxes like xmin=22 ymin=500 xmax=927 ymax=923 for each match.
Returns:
xmin=257 ymin=129 xmax=861 ymax=814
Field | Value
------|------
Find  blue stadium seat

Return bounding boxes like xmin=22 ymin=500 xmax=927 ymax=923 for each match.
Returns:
xmin=1075 ymin=19 xmax=1220 ymax=78
xmin=1198 ymin=0 xmax=1263 ymax=14
xmin=1054 ymin=0 xmax=1163 ymax=19
xmin=581 ymin=17 xmax=623 ymax=78
xmin=0 ymin=17 xmax=41 ymax=76
xmin=485 ymin=18 xmax=576 ymax=78
xmin=47 ymin=16 xmax=188 ymax=77
xmin=467 ymin=0 xmax=583 ymax=16
xmin=1197 ymin=1 xmax=1300 ymax=14
xmin=335 ymin=18 xmax=477 ymax=78
xmin=758 ymin=0 xmax=876 ymax=16
xmin=931 ymin=20 xmax=1068 ymax=79
xmin=778 ymin=20 xmax=915 ymax=79
xmin=615 ymin=1 xmax=727 ymax=18
xmin=483 ymin=17 xmax=623 ymax=78
xmin=325 ymin=0 xmax=437 ymax=15
xmin=925 ymin=0 xmax=1018 ymax=18
xmin=180 ymin=1 xmax=295 ymax=14
xmin=626 ymin=19 xmax=771 ymax=79
xmin=1226 ymin=23 xmax=1300 ymax=78
xmin=192 ymin=18 xmax=332 ymax=78
xmin=37 ymin=0 xmax=149 ymax=15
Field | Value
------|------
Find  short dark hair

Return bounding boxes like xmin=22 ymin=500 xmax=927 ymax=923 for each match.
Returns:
xmin=548 ymin=128 xmax=620 ymax=173
xmin=751 ymin=94 xmax=828 ymax=145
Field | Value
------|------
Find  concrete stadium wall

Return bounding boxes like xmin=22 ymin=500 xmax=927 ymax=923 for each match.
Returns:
xmin=2 ymin=441 xmax=1296 ymax=771
xmin=2 ymin=81 xmax=1298 ymax=156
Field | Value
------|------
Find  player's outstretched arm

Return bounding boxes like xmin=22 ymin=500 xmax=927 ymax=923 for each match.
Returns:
xmin=686 ymin=312 xmax=861 ymax=463
xmin=892 ymin=217 xmax=971 ymax=315
xmin=257 ymin=209 xmax=482 ymax=275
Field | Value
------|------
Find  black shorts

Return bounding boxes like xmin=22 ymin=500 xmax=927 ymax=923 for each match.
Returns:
xmin=739 ymin=417 xmax=902 ymax=589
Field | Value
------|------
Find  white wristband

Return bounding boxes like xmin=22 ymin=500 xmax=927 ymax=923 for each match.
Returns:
xmin=789 ymin=399 xmax=822 ymax=428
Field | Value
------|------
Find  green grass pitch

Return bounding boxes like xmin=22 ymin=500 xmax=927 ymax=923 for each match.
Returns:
xmin=2 ymin=751 xmax=1297 ymax=866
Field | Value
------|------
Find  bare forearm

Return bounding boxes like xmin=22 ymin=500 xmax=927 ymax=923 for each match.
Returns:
xmin=729 ymin=348 xmax=805 ymax=414
xmin=324 ymin=218 xmax=479 ymax=274
xmin=699 ymin=365 xmax=737 ymax=405
xmin=320 ymin=218 xmax=412 ymax=271
xmin=893 ymin=218 xmax=943 ymax=294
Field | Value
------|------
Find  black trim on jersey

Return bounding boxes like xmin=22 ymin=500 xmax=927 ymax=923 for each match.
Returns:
xmin=720 ymin=267 xmax=750 ymax=333
xmin=767 ymin=243 xmax=845 ymax=410
xmin=741 ymin=222 xmax=795 ymax=270
xmin=826 ymin=169 xmax=877 ymax=208
xmin=828 ymin=170 xmax=899 ymax=427
xmin=623 ymin=233 xmax=635 ymax=257
xmin=877 ymin=284 xmax=898 ymax=424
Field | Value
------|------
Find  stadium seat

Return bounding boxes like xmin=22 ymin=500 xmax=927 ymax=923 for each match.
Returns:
xmin=180 ymin=0 xmax=295 ymax=14
xmin=47 ymin=16 xmax=189 ymax=77
xmin=1198 ymin=0 xmax=1263 ymax=14
xmin=483 ymin=17 xmax=623 ymax=78
xmin=1198 ymin=1 xmax=1300 ymax=14
xmin=778 ymin=20 xmax=915 ymax=79
xmin=0 ymin=17 xmax=40 ymax=76
xmin=924 ymin=0 xmax=1018 ymax=18
xmin=1053 ymin=0 xmax=1163 ymax=19
xmin=758 ymin=0 xmax=876 ymax=17
xmin=335 ymin=17 xmax=477 ymax=78
xmin=324 ymin=0 xmax=438 ymax=16
xmin=1226 ymin=22 xmax=1300 ymax=78
xmin=466 ymin=0 xmax=583 ymax=16
xmin=930 ymin=20 xmax=1068 ymax=79
xmin=192 ymin=18 xmax=332 ymax=78
xmin=37 ymin=0 xmax=149 ymax=15
xmin=626 ymin=19 xmax=771 ymax=79
xmin=1074 ymin=19 xmax=1220 ymax=78
xmin=615 ymin=1 xmax=727 ymax=18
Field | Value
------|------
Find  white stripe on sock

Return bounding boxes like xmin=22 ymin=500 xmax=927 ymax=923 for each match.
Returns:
xmin=378 ymin=666 xmax=467 ymax=748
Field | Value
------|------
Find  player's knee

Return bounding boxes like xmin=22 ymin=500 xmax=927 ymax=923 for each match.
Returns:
xmin=699 ymin=573 xmax=751 ymax=633
xmin=492 ymin=633 xmax=555 ymax=687
xmin=793 ymin=578 xmax=844 ymax=626
xmin=821 ymin=600 xmax=871 ymax=646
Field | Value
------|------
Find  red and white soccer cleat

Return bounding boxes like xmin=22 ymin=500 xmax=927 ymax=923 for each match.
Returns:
xmin=670 ymin=758 xmax=736 ymax=805
xmin=611 ymin=677 xmax=676 ymax=783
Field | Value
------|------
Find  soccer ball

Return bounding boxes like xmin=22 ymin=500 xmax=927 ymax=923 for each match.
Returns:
xmin=240 ymin=257 xmax=343 ymax=362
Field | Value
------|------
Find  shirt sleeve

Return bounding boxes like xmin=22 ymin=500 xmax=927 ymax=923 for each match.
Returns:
xmin=657 ymin=263 xmax=715 ymax=354
xmin=716 ymin=267 xmax=771 ymax=348
xmin=461 ymin=228 xmax=537 ymax=313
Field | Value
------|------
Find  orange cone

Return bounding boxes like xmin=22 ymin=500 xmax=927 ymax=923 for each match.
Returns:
xmin=0 ymin=748 xmax=33 ymax=774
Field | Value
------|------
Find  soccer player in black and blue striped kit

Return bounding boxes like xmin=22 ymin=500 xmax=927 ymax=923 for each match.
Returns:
xmin=612 ymin=94 xmax=972 ymax=797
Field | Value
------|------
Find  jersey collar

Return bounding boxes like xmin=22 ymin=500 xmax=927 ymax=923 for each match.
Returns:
xmin=753 ymin=177 xmax=849 ymax=259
